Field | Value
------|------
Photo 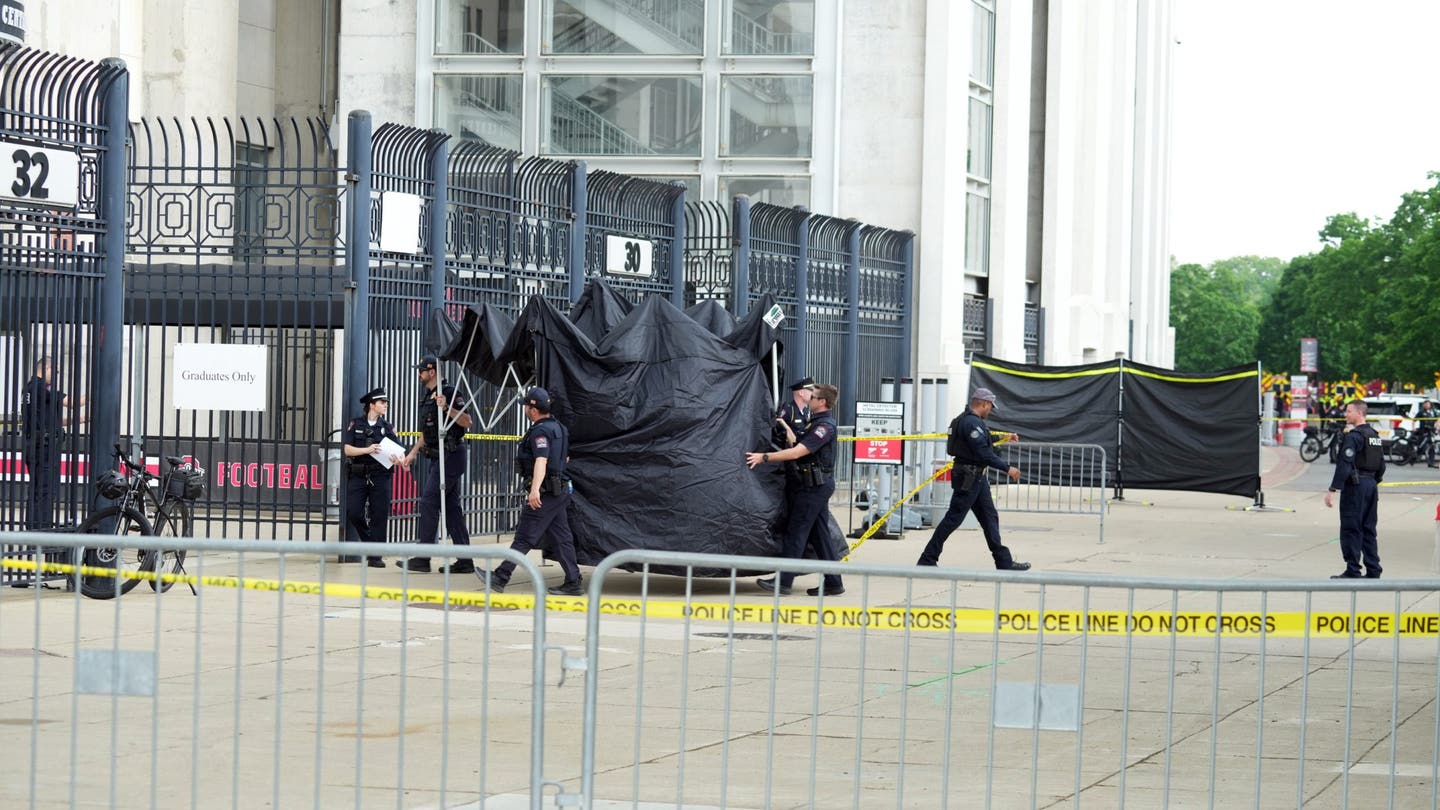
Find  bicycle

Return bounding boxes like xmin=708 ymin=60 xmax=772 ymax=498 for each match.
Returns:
xmin=78 ymin=444 xmax=205 ymax=599
xmin=1298 ymin=423 xmax=1341 ymax=464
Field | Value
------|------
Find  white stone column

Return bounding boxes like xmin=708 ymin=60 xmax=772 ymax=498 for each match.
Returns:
xmin=915 ymin=0 xmax=972 ymax=395
xmin=988 ymin=0 xmax=1035 ymax=362
xmin=142 ymin=0 xmax=240 ymax=119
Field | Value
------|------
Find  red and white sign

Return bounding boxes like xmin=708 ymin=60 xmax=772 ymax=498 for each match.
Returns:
xmin=854 ymin=401 xmax=904 ymax=466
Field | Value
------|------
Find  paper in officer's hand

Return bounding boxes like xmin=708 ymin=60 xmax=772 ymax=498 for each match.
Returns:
xmin=375 ymin=437 xmax=406 ymax=469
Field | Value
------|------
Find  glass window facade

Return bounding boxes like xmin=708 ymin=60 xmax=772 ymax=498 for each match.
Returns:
xmin=428 ymin=0 xmax=822 ymax=202
xmin=547 ymin=0 xmax=704 ymax=55
xmin=965 ymin=1 xmax=996 ymax=285
xmin=434 ymin=74 xmax=524 ymax=150
xmin=718 ymin=175 xmax=811 ymax=208
xmin=971 ymin=2 xmax=995 ymax=87
xmin=545 ymin=75 xmax=703 ymax=156
xmin=435 ymin=0 xmax=526 ymax=54
xmin=964 ymin=192 xmax=990 ymax=277
xmin=966 ymin=97 xmax=991 ymax=181
xmin=721 ymin=75 xmax=813 ymax=158
xmin=725 ymin=0 xmax=815 ymax=55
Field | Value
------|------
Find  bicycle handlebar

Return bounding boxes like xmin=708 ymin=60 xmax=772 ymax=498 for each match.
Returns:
xmin=111 ymin=443 xmax=185 ymax=479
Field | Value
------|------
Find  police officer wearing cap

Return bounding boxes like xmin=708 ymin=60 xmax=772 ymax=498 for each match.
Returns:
xmin=918 ymin=387 xmax=1031 ymax=571
xmin=746 ymin=383 xmax=845 ymax=597
xmin=478 ymin=387 xmax=583 ymax=595
xmin=1325 ymin=398 xmax=1385 ymax=578
xmin=22 ymin=356 xmax=87 ymax=529
xmin=399 ymin=355 xmax=474 ymax=573
xmin=773 ymin=376 xmax=815 ymax=450
xmin=342 ymin=387 xmax=406 ymax=567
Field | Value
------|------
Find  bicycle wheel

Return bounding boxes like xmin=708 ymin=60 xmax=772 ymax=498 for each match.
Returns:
xmin=1298 ymin=436 xmax=1321 ymax=463
xmin=78 ymin=506 xmax=154 ymax=600
xmin=147 ymin=500 xmax=191 ymax=593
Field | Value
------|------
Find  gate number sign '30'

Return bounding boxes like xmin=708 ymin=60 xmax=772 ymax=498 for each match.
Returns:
xmin=0 ymin=141 xmax=80 ymax=209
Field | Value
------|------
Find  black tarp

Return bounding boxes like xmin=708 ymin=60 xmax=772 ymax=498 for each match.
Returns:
xmin=969 ymin=355 xmax=1260 ymax=499
xmin=439 ymin=280 xmax=790 ymax=571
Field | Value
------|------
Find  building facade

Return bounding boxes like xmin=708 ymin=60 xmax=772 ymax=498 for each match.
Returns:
xmin=26 ymin=0 xmax=1176 ymax=401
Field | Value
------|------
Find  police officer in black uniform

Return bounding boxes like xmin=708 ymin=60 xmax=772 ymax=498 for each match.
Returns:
xmin=22 ymin=356 xmax=86 ymax=530
xmin=478 ymin=387 xmax=583 ymax=596
xmin=917 ymin=388 xmax=1031 ymax=571
xmin=343 ymin=387 xmax=406 ymax=567
xmin=746 ymin=382 xmax=845 ymax=597
xmin=399 ymin=355 xmax=473 ymax=574
xmin=1326 ymin=398 xmax=1385 ymax=578
xmin=1414 ymin=399 xmax=1438 ymax=468
xmin=773 ymin=376 xmax=815 ymax=450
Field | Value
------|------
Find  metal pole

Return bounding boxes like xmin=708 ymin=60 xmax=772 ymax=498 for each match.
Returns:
xmin=732 ymin=195 xmax=752 ymax=317
xmin=1115 ymin=356 xmax=1125 ymax=501
xmin=569 ymin=160 xmax=588 ymax=304
xmin=92 ymin=58 xmax=129 ymax=503
xmin=345 ymin=111 xmax=374 ymax=419
xmin=428 ymin=132 xmax=450 ymax=341
xmin=792 ymin=208 xmax=811 ymax=383
xmin=669 ymin=181 xmax=687 ymax=310
xmin=843 ymin=222 xmax=861 ymax=424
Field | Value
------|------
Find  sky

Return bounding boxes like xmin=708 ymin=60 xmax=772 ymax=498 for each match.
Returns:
xmin=1169 ymin=0 xmax=1440 ymax=266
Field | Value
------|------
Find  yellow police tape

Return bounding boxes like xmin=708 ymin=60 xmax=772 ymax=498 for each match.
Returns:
xmin=9 ymin=557 xmax=1429 ymax=638
xmin=397 ymin=431 xmax=521 ymax=441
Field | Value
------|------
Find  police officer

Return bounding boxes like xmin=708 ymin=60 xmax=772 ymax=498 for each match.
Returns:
xmin=399 ymin=355 xmax=473 ymax=574
xmin=1414 ymin=399 xmax=1437 ymax=468
xmin=1326 ymin=398 xmax=1385 ymax=579
xmin=22 ymin=357 xmax=86 ymax=530
xmin=342 ymin=387 xmax=406 ymax=568
xmin=478 ymin=387 xmax=583 ymax=596
xmin=746 ymin=383 xmax=845 ymax=597
xmin=773 ymin=376 xmax=815 ymax=450
xmin=917 ymin=388 xmax=1031 ymax=571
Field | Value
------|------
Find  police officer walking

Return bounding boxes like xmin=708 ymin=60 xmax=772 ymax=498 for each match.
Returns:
xmin=399 ymin=355 xmax=473 ymax=574
xmin=342 ymin=387 xmax=406 ymax=567
xmin=1326 ymin=398 xmax=1385 ymax=578
xmin=773 ymin=376 xmax=815 ymax=450
xmin=745 ymin=383 xmax=845 ymax=597
xmin=917 ymin=388 xmax=1031 ymax=571
xmin=22 ymin=356 xmax=86 ymax=530
xmin=478 ymin=387 xmax=583 ymax=596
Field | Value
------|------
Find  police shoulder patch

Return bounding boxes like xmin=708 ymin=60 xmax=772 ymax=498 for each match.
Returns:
xmin=814 ymin=425 xmax=829 ymax=439
xmin=535 ymin=436 xmax=549 ymax=449
xmin=1344 ymin=446 xmax=1355 ymax=459
xmin=970 ymin=427 xmax=983 ymax=439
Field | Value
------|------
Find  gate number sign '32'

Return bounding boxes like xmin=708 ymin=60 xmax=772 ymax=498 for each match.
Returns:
xmin=0 ymin=141 xmax=80 ymax=209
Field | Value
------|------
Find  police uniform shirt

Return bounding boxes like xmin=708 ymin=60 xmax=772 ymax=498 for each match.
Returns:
xmin=419 ymin=383 xmax=468 ymax=449
xmin=954 ymin=409 xmax=1010 ymax=472
xmin=345 ymin=416 xmax=401 ymax=471
xmin=21 ymin=376 xmax=64 ymax=439
xmin=777 ymin=399 xmax=809 ymax=439
xmin=1330 ymin=424 xmax=1385 ymax=491
xmin=518 ymin=416 xmax=568 ymax=480
xmin=797 ymin=412 xmax=838 ymax=470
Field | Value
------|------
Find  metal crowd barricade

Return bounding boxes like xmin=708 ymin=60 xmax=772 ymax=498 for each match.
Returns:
xmin=579 ymin=550 xmax=1440 ymax=809
xmin=921 ymin=439 xmax=1108 ymax=543
xmin=0 ymin=536 xmax=558 ymax=809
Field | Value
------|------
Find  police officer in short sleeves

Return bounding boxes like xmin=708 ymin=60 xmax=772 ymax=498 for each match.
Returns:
xmin=342 ymin=387 xmax=406 ymax=568
xmin=22 ymin=357 xmax=86 ymax=529
xmin=1326 ymin=398 xmax=1385 ymax=579
xmin=746 ymin=382 xmax=845 ymax=597
xmin=399 ymin=355 xmax=473 ymax=574
xmin=478 ymin=387 xmax=583 ymax=596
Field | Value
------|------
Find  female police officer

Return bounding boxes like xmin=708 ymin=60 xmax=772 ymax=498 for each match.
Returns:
xmin=342 ymin=387 xmax=407 ymax=567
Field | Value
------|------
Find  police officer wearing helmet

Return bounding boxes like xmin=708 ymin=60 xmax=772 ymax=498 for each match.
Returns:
xmin=478 ymin=387 xmax=583 ymax=596
xmin=918 ymin=387 xmax=1031 ymax=571
xmin=399 ymin=355 xmax=474 ymax=574
xmin=1325 ymin=398 xmax=1385 ymax=578
xmin=745 ymin=382 xmax=845 ymax=597
xmin=342 ymin=387 xmax=407 ymax=567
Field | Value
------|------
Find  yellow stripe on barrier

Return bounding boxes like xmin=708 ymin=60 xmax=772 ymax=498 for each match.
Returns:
xmin=3 ymin=558 xmax=1434 ymax=637
xmin=971 ymin=359 xmax=1259 ymax=384
xmin=397 ymin=431 xmax=522 ymax=441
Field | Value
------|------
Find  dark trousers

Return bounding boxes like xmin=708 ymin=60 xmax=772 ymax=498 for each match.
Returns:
xmin=24 ymin=438 xmax=59 ymax=530
xmin=917 ymin=477 xmax=1015 ymax=569
xmin=493 ymin=490 xmax=580 ymax=585
xmin=778 ymin=479 xmax=843 ymax=590
xmin=415 ymin=449 xmax=470 ymax=564
xmin=1338 ymin=477 xmax=1381 ymax=576
xmin=345 ymin=468 xmax=392 ymax=561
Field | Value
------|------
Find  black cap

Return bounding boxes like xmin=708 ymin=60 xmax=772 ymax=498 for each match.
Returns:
xmin=414 ymin=354 xmax=438 ymax=370
xmin=359 ymin=386 xmax=388 ymax=406
xmin=525 ymin=387 xmax=551 ymax=411
xmin=789 ymin=376 xmax=816 ymax=391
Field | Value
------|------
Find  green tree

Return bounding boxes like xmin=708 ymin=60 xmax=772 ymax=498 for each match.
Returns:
xmin=1169 ymin=261 xmax=1263 ymax=371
